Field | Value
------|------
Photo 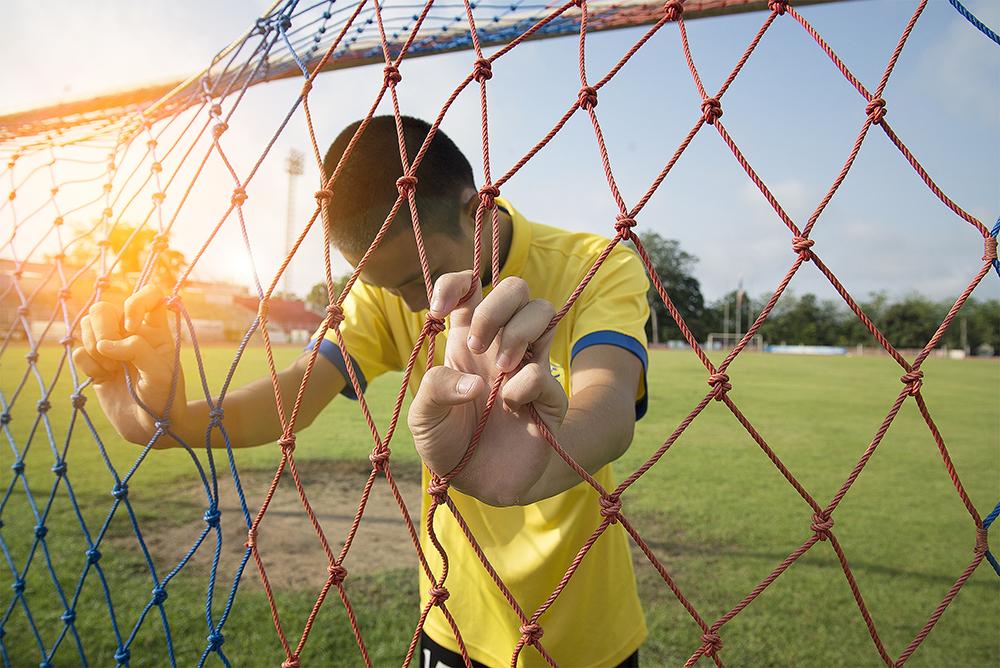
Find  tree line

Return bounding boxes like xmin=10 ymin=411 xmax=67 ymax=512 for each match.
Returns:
xmin=628 ymin=232 xmax=999 ymax=355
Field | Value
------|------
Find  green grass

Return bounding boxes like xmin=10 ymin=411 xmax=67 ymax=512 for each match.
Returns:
xmin=1 ymin=345 xmax=997 ymax=666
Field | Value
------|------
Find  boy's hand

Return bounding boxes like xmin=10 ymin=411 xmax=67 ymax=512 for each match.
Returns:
xmin=407 ymin=271 xmax=568 ymax=506
xmin=72 ymin=285 xmax=185 ymax=447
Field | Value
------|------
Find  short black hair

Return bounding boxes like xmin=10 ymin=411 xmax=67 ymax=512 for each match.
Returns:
xmin=321 ymin=115 xmax=475 ymax=256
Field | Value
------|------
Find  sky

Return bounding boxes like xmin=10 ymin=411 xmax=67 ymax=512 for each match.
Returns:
xmin=3 ymin=0 xmax=998 ymax=306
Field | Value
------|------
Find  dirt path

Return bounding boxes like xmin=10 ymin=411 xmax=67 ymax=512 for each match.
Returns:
xmin=115 ymin=460 xmax=424 ymax=592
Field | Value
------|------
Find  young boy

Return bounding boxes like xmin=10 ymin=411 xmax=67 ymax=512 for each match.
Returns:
xmin=74 ymin=116 xmax=650 ymax=667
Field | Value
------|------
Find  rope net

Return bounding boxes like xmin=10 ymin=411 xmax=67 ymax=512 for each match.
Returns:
xmin=1 ymin=0 xmax=997 ymax=666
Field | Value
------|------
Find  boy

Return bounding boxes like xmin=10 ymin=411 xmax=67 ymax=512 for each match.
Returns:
xmin=74 ymin=116 xmax=650 ymax=667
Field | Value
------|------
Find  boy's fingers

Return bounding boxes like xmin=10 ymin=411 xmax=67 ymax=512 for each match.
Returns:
xmin=495 ymin=299 xmax=555 ymax=373
xmin=124 ymin=285 xmax=165 ymax=333
xmin=89 ymin=301 xmax=124 ymax=342
xmin=467 ymin=277 xmax=529 ymax=354
xmin=430 ymin=270 xmax=480 ymax=324
xmin=501 ymin=361 xmax=566 ymax=417
xmin=96 ymin=335 xmax=170 ymax=379
xmin=80 ymin=315 xmax=118 ymax=373
xmin=409 ymin=366 xmax=484 ymax=427
xmin=72 ymin=346 xmax=110 ymax=382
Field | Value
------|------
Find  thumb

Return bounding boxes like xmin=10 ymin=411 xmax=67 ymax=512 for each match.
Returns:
xmin=408 ymin=366 xmax=484 ymax=427
xmin=96 ymin=335 xmax=171 ymax=379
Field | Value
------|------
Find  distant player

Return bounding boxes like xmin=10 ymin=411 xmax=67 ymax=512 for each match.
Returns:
xmin=75 ymin=115 xmax=650 ymax=667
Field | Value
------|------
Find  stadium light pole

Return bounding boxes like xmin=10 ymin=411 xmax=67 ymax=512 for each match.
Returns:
xmin=284 ymin=148 xmax=305 ymax=299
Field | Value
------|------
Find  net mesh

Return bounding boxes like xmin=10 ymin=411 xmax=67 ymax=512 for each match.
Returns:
xmin=1 ymin=0 xmax=997 ymax=666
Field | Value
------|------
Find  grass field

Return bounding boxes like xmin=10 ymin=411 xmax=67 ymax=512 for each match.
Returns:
xmin=1 ymin=344 xmax=997 ymax=667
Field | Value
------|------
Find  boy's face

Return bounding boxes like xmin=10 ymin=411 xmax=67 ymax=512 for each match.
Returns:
xmin=342 ymin=227 xmax=468 ymax=312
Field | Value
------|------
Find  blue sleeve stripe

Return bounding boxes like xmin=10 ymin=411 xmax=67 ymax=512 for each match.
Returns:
xmin=303 ymin=339 xmax=367 ymax=400
xmin=570 ymin=330 xmax=649 ymax=421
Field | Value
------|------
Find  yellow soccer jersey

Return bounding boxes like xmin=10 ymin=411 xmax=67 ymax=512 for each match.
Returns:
xmin=307 ymin=199 xmax=650 ymax=667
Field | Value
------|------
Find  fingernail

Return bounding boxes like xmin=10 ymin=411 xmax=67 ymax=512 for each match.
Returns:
xmin=467 ymin=335 xmax=484 ymax=353
xmin=495 ymin=352 xmax=511 ymax=371
xmin=456 ymin=374 xmax=477 ymax=395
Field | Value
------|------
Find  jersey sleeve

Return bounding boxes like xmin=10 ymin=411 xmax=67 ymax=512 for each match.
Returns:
xmin=302 ymin=281 xmax=401 ymax=400
xmin=570 ymin=244 xmax=651 ymax=420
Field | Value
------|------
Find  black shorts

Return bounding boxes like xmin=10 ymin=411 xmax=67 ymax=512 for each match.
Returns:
xmin=420 ymin=631 xmax=639 ymax=668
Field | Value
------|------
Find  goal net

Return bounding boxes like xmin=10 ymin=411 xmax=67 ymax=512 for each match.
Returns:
xmin=1 ymin=1 xmax=997 ymax=666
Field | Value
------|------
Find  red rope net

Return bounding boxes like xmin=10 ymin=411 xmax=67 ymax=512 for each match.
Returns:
xmin=1 ymin=0 xmax=995 ymax=666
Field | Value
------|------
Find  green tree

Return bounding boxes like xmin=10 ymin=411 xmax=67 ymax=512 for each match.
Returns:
xmin=306 ymin=275 xmax=351 ymax=313
xmin=63 ymin=222 xmax=186 ymax=291
xmin=628 ymin=232 xmax=705 ymax=343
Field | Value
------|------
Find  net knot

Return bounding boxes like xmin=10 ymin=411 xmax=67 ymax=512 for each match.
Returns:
xmin=86 ymin=547 xmax=102 ymax=564
xmin=370 ymin=447 xmax=391 ymax=471
xmin=96 ymin=276 xmax=111 ymax=291
xmin=151 ymin=233 xmax=168 ymax=251
xmin=35 ymin=524 xmax=48 ymax=539
xmin=6 ymin=191 xmax=14 ymax=201
xmin=17 ymin=305 xmax=29 ymax=316
xmin=326 ymin=303 xmax=344 ymax=327
xmin=615 ymin=214 xmax=637 ymax=237
xmin=11 ymin=579 xmax=25 ymax=595
xmin=111 ymin=481 xmax=129 ymax=500
xmin=58 ymin=288 xmax=73 ymax=301
xmin=71 ymin=393 xmax=87 ymax=410
xmin=36 ymin=399 xmax=50 ymax=413
xmin=164 ymin=295 xmax=182 ymax=312
xmin=701 ymin=97 xmax=723 ymax=125
xmin=60 ymin=334 xmax=75 ymax=346
xmin=975 ymin=526 xmax=989 ymax=555
xmin=150 ymin=161 xmax=162 ymax=173
xmin=231 ymin=187 xmax=248 ymax=206
xmin=114 ymin=646 xmax=130 ymax=664
xmin=983 ymin=236 xmax=997 ymax=261
xmin=281 ymin=657 xmax=300 ymax=668
xmin=10 ymin=458 xmax=23 ymax=474
xmin=473 ymin=58 xmax=493 ymax=82
xmin=865 ymin=97 xmax=887 ymax=124
xmin=208 ymin=407 xmax=225 ymax=427
xmin=151 ymin=192 xmax=166 ymax=205
xmin=424 ymin=315 xmax=446 ymax=335
xmin=103 ymin=181 xmax=114 ymax=192
xmin=811 ymin=512 xmax=834 ymax=540
xmin=384 ymin=64 xmax=403 ymax=86
xmin=707 ymin=372 xmax=732 ymax=401
xmin=1 ymin=413 xmax=12 ymax=427
xmin=792 ymin=235 xmax=815 ymax=260
xmin=429 ymin=585 xmax=450 ymax=606
xmin=245 ymin=527 xmax=258 ymax=549
xmin=396 ymin=174 xmax=417 ymax=195
xmin=663 ymin=0 xmax=684 ymax=21
xmin=61 ymin=609 xmax=76 ymax=624
xmin=578 ymin=86 xmax=598 ymax=111
xmin=51 ymin=186 xmax=60 ymax=195
xmin=280 ymin=16 xmax=292 ymax=31
xmin=768 ymin=0 xmax=788 ymax=15
xmin=151 ymin=586 xmax=168 ymax=605
xmin=700 ymin=631 xmax=723 ymax=656
xmin=328 ymin=562 xmax=348 ymax=585
xmin=900 ymin=369 xmax=923 ymax=396
xmin=278 ymin=433 xmax=296 ymax=453
xmin=212 ymin=121 xmax=229 ymax=138
xmin=51 ymin=460 xmax=67 ymax=477
xmin=427 ymin=478 xmax=450 ymax=504
xmin=314 ymin=188 xmax=333 ymax=203
xmin=573 ymin=0 xmax=586 ymax=8
xmin=203 ymin=507 xmax=221 ymax=528
xmin=599 ymin=494 xmax=623 ymax=523
xmin=97 ymin=238 xmax=112 ymax=249
xmin=54 ymin=216 xmax=64 ymax=226
xmin=206 ymin=631 xmax=225 ymax=651
xmin=210 ymin=104 xmax=223 ymax=118
xmin=154 ymin=418 xmax=170 ymax=432
xmin=479 ymin=184 xmax=500 ymax=209
xmin=520 ymin=622 xmax=544 ymax=646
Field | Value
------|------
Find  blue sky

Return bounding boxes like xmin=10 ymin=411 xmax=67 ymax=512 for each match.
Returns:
xmin=4 ymin=0 xmax=998 ymax=304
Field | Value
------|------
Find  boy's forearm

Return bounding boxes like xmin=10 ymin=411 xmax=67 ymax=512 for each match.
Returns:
xmin=523 ymin=383 xmax=635 ymax=504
